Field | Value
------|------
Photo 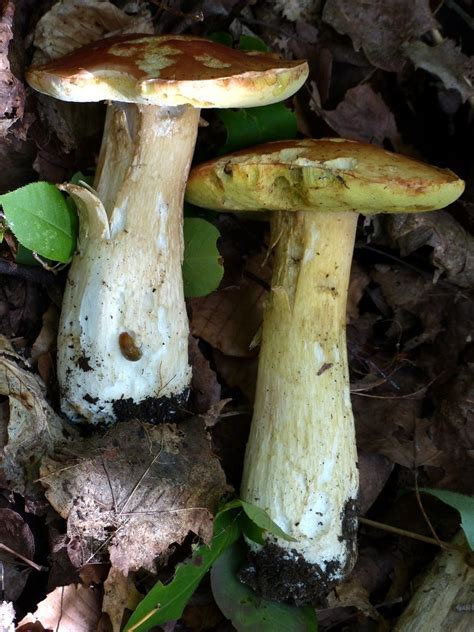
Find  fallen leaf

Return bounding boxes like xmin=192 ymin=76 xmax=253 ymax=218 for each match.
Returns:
xmin=357 ymin=451 xmax=394 ymax=515
xmin=17 ymin=584 xmax=102 ymax=631
xmin=0 ymin=1 xmax=25 ymax=135
xmin=404 ymin=39 xmax=474 ymax=103
xmin=384 ymin=211 xmax=474 ymax=288
xmin=0 ymin=508 xmax=35 ymax=601
xmin=327 ymin=579 xmax=382 ymax=622
xmin=103 ymin=567 xmax=141 ymax=632
xmin=347 ymin=261 xmax=371 ymax=323
xmin=189 ymin=335 xmax=221 ymax=414
xmin=213 ymin=351 xmax=259 ymax=402
xmin=39 ymin=419 xmax=227 ymax=574
xmin=322 ymin=84 xmax=401 ymax=147
xmin=322 ymin=0 xmax=436 ymax=71
xmin=190 ymin=283 xmax=264 ymax=357
xmin=32 ymin=0 xmax=153 ymax=64
xmin=0 ymin=336 xmax=73 ymax=496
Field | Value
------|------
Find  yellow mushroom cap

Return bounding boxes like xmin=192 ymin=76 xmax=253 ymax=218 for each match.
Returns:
xmin=26 ymin=34 xmax=308 ymax=108
xmin=185 ymin=138 xmax=465 ymax=214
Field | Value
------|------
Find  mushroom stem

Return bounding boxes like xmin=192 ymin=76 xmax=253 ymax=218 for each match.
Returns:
xmin=240 ymin=209 xmax=359 ymax=604
xmin=58 ymin=103 xmax=200 ymax=424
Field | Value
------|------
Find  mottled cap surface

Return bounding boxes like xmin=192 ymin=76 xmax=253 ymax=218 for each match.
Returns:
xmin=186 ymin=138 xmax=464 ymax=214
xmin=26 ymin=34 xmax=308 ymax=107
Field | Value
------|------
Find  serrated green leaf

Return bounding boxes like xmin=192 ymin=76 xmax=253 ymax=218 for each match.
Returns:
xmin=183 ymin=217 xmax=223 ymax=297
xmin=238 ymin=512 xmax=265 ymax=545
xmin=239 ymin=500 xmax=297 ymax=542
xmin=420 ymin=488 xmax=474 ymax=550
xmin=218 ymin=104 xmax=298 ymax=154
xmin=124 ymin=509 xmax=241 ymax=631
xmin=211 ymin=541 xmax=318 ymax=632
xmin=0 ymin=182 xmax=77 ymax=263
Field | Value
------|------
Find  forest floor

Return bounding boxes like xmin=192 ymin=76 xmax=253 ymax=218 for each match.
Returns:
xmin=0 ymin=1 xmax=473 ymax=630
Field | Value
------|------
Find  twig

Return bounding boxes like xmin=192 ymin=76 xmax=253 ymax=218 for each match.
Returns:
xmin=0 ymin=543 xmax=46 ymax=572
xmin=359 ymin=517 xmax=468 ymax=554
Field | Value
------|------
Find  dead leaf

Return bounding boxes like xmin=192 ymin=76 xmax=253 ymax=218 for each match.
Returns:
xmin=103 ymin=567 xmax=141 ymax=632
xmin=357 ymin=451 xmax=393 ymax=515
xmin=190 ymin=283 xmax=265 ymax=357
xmin=17 ymin=584 xmax=102 ymax=631
xmin=384 ymin=211 xmax=474 ymax=288
xmin=327 ymin=579 xmax=382 ymax=622
xmin=189 ymin=336 xmax=221 ymax=414
xmin=0 ymin=508 xmax=35 ymax=601
xmin=0 ymin=1 xmax=25 ymax=135
xmin=404 ymin=39 xmax=474 ymax=103
xmin=322 ymin=84 xmax=401 ymax=147
xmin=0 ymin=336 xmax=73 ymax=496
xmin=322 ymin=0 xmax=436 ymax=71
xmin=213 ymin=351 xmax=259 ymax=402
xmin=347 ymin=262 xmax=370 ymax=323
xmin=32 ymin=0 xmax=153 ymax=64
xmin=200 ymin=398 xmax=233 ymax=428
xmin=39 ymin=419 xmax=227 ymax=574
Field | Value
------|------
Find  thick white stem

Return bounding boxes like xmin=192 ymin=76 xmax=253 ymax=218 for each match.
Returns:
xmin=241 ymin=210 xmax=359 ymax=604
xmin=58 ymin=104 xmax=200 ymax=424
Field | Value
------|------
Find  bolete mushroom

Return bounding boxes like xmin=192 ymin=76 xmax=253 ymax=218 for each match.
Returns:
xmin=185 ymin=138 xmax=465 ymax=603
xmin=25 ymin=35 xmax=308 ymax=425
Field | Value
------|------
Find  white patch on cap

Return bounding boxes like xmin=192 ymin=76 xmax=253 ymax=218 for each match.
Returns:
xmin=109 ymin=43 xmax=182 ymax=75
xmin=194 ymin=54 xmax=231 ymax=69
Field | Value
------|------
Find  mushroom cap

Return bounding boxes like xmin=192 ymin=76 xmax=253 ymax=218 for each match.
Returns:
xmin=26 ymin=34 xmax=308 ymax=108
xmin=185 ymin=138 xmax=465 ymax=214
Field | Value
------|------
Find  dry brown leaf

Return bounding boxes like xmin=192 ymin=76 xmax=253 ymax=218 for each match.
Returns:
xmin=322 ymin=84 xmax=401 ymax=147
xmin=347 ymin=261 xmax=370 ymax=323
xmin=190 ymin=284 xmax=265 ymax=358
xmin=322 ymin=0 xmax=436 ymax=71
xmin=384 ymin=212 xmax=474 ymax=288
xmin=189 ymin=335 xmax=221 ymax=414
xmin=39 ymin=419 xmax=227 ymax=574
xmin=0 ymin=508 xmax=35 ymax=602
xmin=32 ymin=0 xmax=153 ymax=64
xmin=0 ymin=1 xmax=25 ymax=135
xmin=0 ymin=336 xmax=73 ymax=496
xmin=404 ymin=39 xmax=474 ymax=103
xmin=103 ymin=567 xmax=141 ymax=632
xmin=213 ymin=351 xmax=259 ymax=402
xmin=17 ymin=584 xmax=101 ymax=631
xmin=327 ymin=578 xmax=382 ymax=622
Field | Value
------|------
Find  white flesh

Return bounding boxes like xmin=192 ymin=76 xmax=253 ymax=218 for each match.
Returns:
xmin=241 ymin=210 xmax=359 ymax=577
xmin=58 ymin=104 xmax=199 ymax=424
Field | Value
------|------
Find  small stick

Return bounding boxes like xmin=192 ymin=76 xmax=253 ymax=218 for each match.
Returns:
xmin=0 ymin=543 xmax=46 ymax=572
xmin=359 ymin=517 xmax=469 ymax=554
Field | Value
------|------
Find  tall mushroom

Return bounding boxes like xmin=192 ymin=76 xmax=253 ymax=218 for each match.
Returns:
xmin=26 ymin=35 xmax=308 ymax=425
xmin=185 ymin=138 xmax=465 ymax=603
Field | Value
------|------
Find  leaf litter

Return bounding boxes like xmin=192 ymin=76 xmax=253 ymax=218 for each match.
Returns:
xmin=1 ymin=0 xmax=474 ymax=629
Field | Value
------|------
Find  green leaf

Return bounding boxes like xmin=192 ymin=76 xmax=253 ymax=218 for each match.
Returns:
xmin=238 ymin=513 xmax=265 ymax=545
xmin=183 ymin=217 xmax=223 ymax=297
xmin=217 ymin=104 xmax=297 ymax=154
xmin=239 ymin=500 xmax=297 ymax=542
xmin=420 ymin=489 xmax=474 ymax=550
xmin=0 ymin=182 xmax=77 ymax=263
xmin=70 ymin=171 xmax=94 ymax=187
xmin=15 ymin=244 xmax=41 ymax=266
xmin=238 ymin=35 xmax=269 ymax=52
xmin=211 ymin=541 xmax=318 ymax=632
xmin=124 ymin=509 xmax=241 ymax=631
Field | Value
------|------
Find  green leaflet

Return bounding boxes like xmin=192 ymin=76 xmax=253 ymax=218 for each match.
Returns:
xmin=218 ymin=104 xmax=298 ymax=154
xmin=182 ymin=217 xmax=223 ymax=297
xmin=211 ymin=541 xmax=318 ymax=632
xmin=0 ymin=182 xmax=77 ymax=263
xmin=420 ymin=488 xmax=474 ymax=550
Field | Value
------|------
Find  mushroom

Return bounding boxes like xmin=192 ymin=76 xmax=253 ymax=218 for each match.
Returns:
xmin=26 ymin=35 xmax=308 ymax=425
xmin=185 ymin=138 xmax=465 ymax=603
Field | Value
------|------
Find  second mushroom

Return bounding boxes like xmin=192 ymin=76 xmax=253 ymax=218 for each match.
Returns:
xmin=185 ymin=138 xmax=465 ymax=603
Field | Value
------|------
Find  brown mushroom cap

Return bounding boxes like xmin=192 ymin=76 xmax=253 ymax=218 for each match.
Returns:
xmin=185 ymin=138 xmax=465 ymax=214
xmin=26 ymin=34 xmax=309 ymax=107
